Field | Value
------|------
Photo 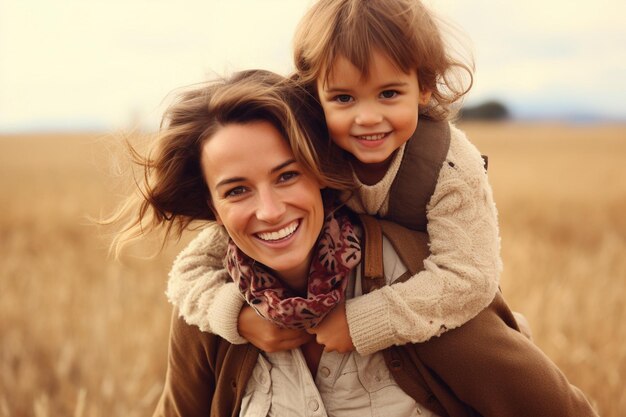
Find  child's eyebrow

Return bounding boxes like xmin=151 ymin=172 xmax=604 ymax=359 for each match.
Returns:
xmin=377 ymin=82 xmax=410 ymax=89
xmin=323 ymin=81 xmax=409 ymax=93
xmin=322 ymin=85 xmax=351 ymax=93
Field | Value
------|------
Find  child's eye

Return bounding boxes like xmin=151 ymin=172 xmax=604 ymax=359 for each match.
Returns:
xmin=380 ymin=90 xmax=398 ymax=99
xmin=278 ymin=171 xmax=300 ymax=183
xmin=332 ymin=94 xmax=353 ymax=103
xmin=224 ymin=186 xmax=248 ymax=198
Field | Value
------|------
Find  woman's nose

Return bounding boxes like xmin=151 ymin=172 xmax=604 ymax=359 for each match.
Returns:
xmin=255 ymin=188 xmax=286 ymax=224
xmin=355 ymin=103 xmax=383 ymax=126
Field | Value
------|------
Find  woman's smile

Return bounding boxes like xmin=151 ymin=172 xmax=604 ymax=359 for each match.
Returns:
xmin=255 ymin=219 xmax=300 ymax=243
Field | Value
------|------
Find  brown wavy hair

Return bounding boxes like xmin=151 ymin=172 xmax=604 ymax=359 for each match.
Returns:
xmin=105 ymin=69 xmax=352 ymax=256
xmin=293 ymin=0 xmax=474 ymax=120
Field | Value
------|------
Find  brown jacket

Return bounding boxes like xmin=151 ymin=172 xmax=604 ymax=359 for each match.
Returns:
xmin=153 ymin=216 xmax=598 ymax=417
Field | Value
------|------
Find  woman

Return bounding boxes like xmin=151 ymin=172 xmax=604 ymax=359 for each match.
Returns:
xmin=111 ymin=70 xmax=597 ymax=417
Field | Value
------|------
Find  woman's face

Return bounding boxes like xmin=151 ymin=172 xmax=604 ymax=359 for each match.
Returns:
xmin=201 ymin=120 xmax=325 ymax=285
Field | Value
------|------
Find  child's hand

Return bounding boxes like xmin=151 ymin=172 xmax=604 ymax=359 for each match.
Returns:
xmin=306 ymin=301 xmax=355 ymax=353
xmin=238 ymin=305 xmax=313 ymax=352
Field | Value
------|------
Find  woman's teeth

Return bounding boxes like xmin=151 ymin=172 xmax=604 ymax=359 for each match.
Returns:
xmin=257 ymin=221 xmax=299 ymax=241
xmin=358 ymin=133 xmax=387 ymax=141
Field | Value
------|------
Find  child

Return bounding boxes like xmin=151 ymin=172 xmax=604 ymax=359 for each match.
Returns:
xmin=167 ymin=0 xmax=503 ymax=355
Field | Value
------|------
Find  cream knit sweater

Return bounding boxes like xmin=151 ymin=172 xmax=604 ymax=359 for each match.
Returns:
xmin=166 ymin=123 xmax=502 ymax=355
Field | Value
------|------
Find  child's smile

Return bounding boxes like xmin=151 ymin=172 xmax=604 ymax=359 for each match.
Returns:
xmin=317 ymin=48 xmax=431 ymax=183
xmin=354 ymin=132 xmax=390 ymax=141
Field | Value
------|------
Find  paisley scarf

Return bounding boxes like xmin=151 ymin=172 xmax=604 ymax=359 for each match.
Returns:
xmin=226 ymin=209 xmax=361 ymax=329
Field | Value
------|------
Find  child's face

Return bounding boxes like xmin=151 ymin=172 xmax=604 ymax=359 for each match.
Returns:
xmin=317 ymin=49 xmax=431 ymax=170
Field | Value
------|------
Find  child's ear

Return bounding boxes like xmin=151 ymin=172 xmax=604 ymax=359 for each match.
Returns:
xmin=418 ymin=88 xmax=432 ymax=106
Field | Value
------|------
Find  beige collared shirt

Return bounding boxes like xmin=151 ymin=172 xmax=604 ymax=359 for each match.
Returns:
xmin=239 ymin=236 xmax=439 ymax=417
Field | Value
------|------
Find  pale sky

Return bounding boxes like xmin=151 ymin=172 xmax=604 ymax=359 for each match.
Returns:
xmin=1 ymin=0 xmax=625 ymax=132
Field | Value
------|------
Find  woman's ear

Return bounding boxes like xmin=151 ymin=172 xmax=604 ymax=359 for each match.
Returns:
xmin=208 ymin=199 xmax=223 ymax=225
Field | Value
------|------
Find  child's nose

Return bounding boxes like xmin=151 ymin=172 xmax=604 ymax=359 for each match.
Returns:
xmin=355 ymin=103 xmax=383 ymax=126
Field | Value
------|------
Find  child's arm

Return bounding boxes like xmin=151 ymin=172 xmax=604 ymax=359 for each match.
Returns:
xmin=345 ymin=126 xmax=502 ymax=355
xmin=167 ymin=223 xmax=311 ymax=350
xmin=166 ymin=223 xmax=248 ymax=344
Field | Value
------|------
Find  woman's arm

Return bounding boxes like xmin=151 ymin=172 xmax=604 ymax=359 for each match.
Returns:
xmin=153 ymin=310 xmax=216 ymax=417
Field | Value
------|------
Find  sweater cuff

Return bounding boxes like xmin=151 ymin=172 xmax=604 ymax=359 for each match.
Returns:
xmin=346 ymin=290 xmax=395 ymax=355
xmin=207 ymin=283 xmax=248 ymax=345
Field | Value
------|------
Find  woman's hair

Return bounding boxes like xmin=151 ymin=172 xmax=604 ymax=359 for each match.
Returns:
xmin=293 ymin=0 xmax=474 ymax=120
xmin=106 ymin=69 xmax=351 ymax=255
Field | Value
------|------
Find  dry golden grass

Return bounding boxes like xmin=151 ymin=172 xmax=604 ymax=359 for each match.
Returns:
xmin=1 ymin=123 xmax=624 ymax=416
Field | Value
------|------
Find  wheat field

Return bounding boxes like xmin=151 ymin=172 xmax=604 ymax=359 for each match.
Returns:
xmin=0 ymin=122 xmax=624 ymax=416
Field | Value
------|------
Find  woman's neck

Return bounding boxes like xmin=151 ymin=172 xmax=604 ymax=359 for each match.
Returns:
xmin=275 ymin=260 xmax=311 ymax=297
xmin=273 ymin=233 xmax=323 ymax=295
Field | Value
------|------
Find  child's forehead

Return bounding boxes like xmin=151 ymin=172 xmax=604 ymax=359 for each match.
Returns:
xmin=320 ymin=49 xmax=413 ymax=85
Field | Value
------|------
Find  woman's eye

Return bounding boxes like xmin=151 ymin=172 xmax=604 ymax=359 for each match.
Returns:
xmin=380 ymin=90 xmax=398 ymax=99
xmin=333 ymin=94 xmax=353 ymax=103
xmin=278 ymin=171 xmax=300 ymax=183
xmin=224 ymin=186 xmax=247 ymax=198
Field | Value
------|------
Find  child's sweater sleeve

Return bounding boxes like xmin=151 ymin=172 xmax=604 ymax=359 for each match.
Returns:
xmin=166 ymin=223 xmax=248 ymax=344
xmin=346 ymin=126 xmax=502 ymax=355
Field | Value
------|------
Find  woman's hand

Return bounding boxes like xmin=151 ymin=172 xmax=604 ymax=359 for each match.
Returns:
xmin=306 ymin=301 xmax=355 ymax=353
xmin=238 ymin=305 xmax=313 ymax=352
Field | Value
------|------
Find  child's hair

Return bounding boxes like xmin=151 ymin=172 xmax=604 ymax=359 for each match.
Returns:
xmin=105 ymin=69 xmax=351 ymax=256
xmin=293 ymin=0 xmax=474 ymax=120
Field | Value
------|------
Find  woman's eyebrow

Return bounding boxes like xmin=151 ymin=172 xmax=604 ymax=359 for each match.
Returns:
xmin=214 ymin=159 xmax=297 ymax=189
xmin=270 ymin=159 xmax=297 ymax=174
xmin=215 ymin=176 xmax=245 ymax=189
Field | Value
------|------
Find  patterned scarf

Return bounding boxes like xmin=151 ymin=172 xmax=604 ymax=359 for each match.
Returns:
xmin=226 ymin=210 xmax=361 ymax=329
